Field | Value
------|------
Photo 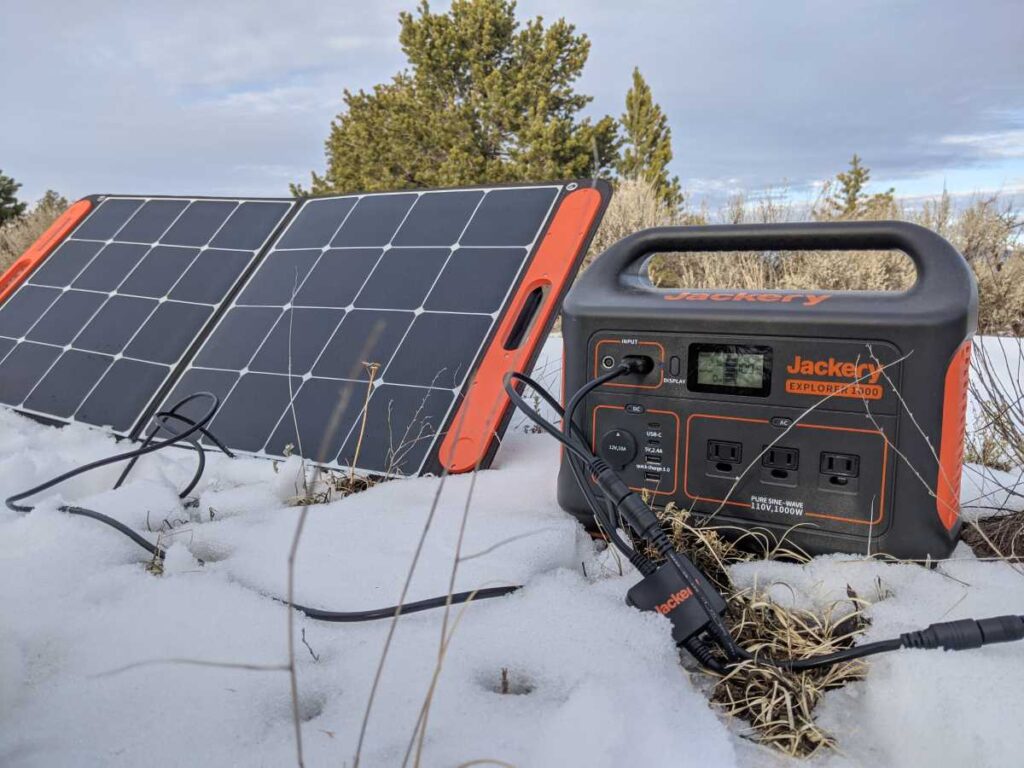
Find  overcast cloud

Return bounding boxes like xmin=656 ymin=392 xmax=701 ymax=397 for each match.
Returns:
xmin=1 ymin=0 xmax=1021 ymax=207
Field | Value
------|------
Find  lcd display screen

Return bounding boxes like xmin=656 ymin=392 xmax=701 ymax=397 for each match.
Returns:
xmin=687 ymin=344 xmax=772 ymax=396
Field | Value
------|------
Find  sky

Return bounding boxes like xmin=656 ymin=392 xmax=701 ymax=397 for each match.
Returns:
xmin=1 ymin=0 xmax=1022 ymax=210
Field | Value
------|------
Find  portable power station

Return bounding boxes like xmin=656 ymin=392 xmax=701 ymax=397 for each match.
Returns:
xmin=558 ymin=222 xmax=978 ymax=560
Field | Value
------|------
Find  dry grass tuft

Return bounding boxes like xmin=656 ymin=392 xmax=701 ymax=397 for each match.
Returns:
xmin=962 ymin=511 xmax=1024 ymax=562
xmin=0 ymin=191 xmax=68 ymax=271
xmin=658 ymin=503 xmax=874 ymax=758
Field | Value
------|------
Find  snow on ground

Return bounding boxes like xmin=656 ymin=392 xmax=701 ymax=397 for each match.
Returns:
xmin=1 ymin=336 xmax=1023 ymax=767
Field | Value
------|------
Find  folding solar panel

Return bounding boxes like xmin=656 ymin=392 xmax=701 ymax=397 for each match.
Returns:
xmin=0 ymin=195 xmax=294 ymax=433
xmin=159 ymin=181 xmax=609 ymax=476
xmin=0 ymin=180 xmax=609 ymax=476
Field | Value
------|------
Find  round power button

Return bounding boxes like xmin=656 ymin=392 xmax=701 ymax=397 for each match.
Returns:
xmin=599 ymin=429 xmax=637 ymax=467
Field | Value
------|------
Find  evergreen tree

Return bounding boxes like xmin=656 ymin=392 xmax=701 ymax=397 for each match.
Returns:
xmin=304 ymin=0 xmax=619 ymax=195
xmin=816 ymin=154 xmax=896 ymax=220
xmin=615 ymin=68 xmax=682 ymax=209
xmin=0 ymin=170 xmax=26 ymax=225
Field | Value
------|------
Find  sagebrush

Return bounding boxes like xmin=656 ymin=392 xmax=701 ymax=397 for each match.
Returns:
xmin=587 ymin=178 xmax=1023 ymax=335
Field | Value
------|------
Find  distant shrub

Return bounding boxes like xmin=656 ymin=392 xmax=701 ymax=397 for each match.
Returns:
xmin=0 ymin=191 xmax=68 ymax=272
xmin=586 ymin=177 xmax=1023 ymax=336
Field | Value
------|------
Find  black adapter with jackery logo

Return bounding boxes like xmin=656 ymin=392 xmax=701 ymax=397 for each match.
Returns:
xmin=558 ymin=222 xmax=978 ymax=559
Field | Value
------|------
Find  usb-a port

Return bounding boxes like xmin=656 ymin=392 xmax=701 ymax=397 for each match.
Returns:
xmin=645 ymin=453 xmax=661 ymax=465
xmin=644 ymin=471 xmax=662 ymax=483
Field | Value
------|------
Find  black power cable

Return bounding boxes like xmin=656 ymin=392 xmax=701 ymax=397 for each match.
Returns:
xmin=5 ymin=392 xmax=518 ymax=619
xmin=501 ymin=363 xmax=1024 ymax=670
xmin=7 ymin=378 xmax=1024 ymax=669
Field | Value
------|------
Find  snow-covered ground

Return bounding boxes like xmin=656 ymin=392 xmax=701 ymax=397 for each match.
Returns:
xmin=2 ymin=337 xmax=1024 ymax=767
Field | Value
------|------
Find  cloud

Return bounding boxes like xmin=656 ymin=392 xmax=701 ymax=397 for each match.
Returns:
xmin=941 ymin=130 xmax=1024 ymax=160
xmin=2 ymin=0 xmax=1023 ymax=206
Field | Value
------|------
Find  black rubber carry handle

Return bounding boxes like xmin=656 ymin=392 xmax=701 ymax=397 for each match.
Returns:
xmin=587 ymin=220 xmax=974 ymax=304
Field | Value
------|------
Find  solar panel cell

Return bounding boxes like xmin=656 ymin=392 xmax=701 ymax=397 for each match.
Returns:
xmin=123 ymin=302 xmax=212 ymax=364
xmin=75 ymin=296 xmax=156 ymax=354
xmin=236 ymin=249 xmax=320 ymax=306
xmin=210 ymin=201 xmax=292 ymax=250
xmin=161 ymin=200 xmax=237 ymax=247
xmin=292 ymin=248 xmax=380 ymax=308
xmin=70 ymin=198 xmax=143 ymax=240
xmin=25 ymin=291 xmax=106 ymax=346
xmin=311 ymin=309 xmax=413 ymax=380
xmin=23 ymin=349 xmax=111 ymax=418
xmin=29 ymin=241 xmax=104 ymax=286
xmin=208 ymin=372 xmax=299 ymax=452
xmin=0 ymin=285 xmax=61 ymax=338
xmin=249 ymin=308 xmax=345 ymax=375
xmin=353 ymin=248 xmax=448 ymax=310
xmin=72 ymin=243 xmax=150 ymax=291
xmin=0 ymin=343 xmax=61 ymax=406
xmin=76 ymin=359 xmax=169 ymax=432
xmin=169 ymin=249 xmax=251 ymax=304
xmin=330 ymin=194 xmax=416 ymax=247
xmin=193 ymin=307 xmax=283 ymax=369
xmin=264 ymin=377 xmax=366 ymax=461
xmin=118 ymin=246 xmax=199 ymax=298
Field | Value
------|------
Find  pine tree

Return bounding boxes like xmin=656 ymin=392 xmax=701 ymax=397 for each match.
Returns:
xmin=304 ymin=0 xmax=620 ymax=195
xmin=816 ymin=154 xmax=895 ymax=220
xmin=0 ymin=170 xmax=27 ymax=225
xmin=615 ymin=68 xmax=682 ymax=209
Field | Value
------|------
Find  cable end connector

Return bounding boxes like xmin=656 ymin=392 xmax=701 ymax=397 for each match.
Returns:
xmin=901 ymin=615 xmax=1024 ymax=652
xmin=627 ymin=553 xmax=728 ymax=643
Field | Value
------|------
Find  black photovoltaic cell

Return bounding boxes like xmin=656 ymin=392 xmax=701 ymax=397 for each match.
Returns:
xmin=0 ymin=196 xmax=293 ymax=433
xmin=161 ymin=185 xmax=564 ymax=476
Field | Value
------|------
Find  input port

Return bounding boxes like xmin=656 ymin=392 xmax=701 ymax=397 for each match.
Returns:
xmin=601 ymin=355 xmax=616 ymax=369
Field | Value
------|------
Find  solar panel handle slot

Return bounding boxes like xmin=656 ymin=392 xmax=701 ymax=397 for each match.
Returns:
xmin=595 ymin=221 xmax=976 ymax=309
xmin=503 ymin=285 xmax=547 ymax=350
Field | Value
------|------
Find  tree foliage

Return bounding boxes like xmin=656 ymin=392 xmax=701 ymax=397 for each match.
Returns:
xmin=815 ymin=154 xmax=895 ymax=220
xmin=0 ymin=170 xmax=26 ymax=225
xmin=615 ymin=68 xmax=682 ymax=209
xmin=304 ymin=0 xmax=620 ymax=195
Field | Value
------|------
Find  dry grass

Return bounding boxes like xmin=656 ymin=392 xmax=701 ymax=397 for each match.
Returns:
xmin=585 ymin=180 xmax=1023 ymax=335
xmin=0 ymin=191 xmax=68 ymax=271
xmin=962 ymin=511 xmax=1024 ymax=562
xmin=657 ymin=503 xmax=874 ymax=758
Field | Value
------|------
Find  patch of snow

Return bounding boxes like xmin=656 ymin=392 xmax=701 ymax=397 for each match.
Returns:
xmin=0 ymin=334 xmax=1022 ymax=767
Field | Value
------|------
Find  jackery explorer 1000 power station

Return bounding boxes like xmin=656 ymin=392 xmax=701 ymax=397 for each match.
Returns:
xmin=558 ymin=221 xmax=978 ymax=560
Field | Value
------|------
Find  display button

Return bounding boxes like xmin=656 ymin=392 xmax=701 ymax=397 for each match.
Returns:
xmin=669 ymin=356 xmax=681 ymax=376
xmin=599 ymin=429 xmax=637 ymax=467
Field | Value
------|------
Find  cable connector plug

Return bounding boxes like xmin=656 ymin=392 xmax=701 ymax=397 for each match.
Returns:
xmin=622 ymin=355 xmax=655 ymax=375
xmin=900 ymin=615 xmax=1024 ymax=651
xmin=587 ymin=458 xmax=663 ymax=542
xmin=627 ymin=553 xmax=727 ymax=643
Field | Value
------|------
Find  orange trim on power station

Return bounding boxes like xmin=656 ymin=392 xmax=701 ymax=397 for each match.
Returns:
xmin=0 ymin=198 xmax=93 ymax=305
xmin=438 ymin=187 xmax=604 ymax=473
xmin=593 ymin=339 xmax=665 ymax=389
xmin=682 ymin=413 xmax=889 ymax=527
xmin=591 ymin=405 xmax=680 ymax=496
xmin=936 ymin=341 xmax=971 ymax=530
